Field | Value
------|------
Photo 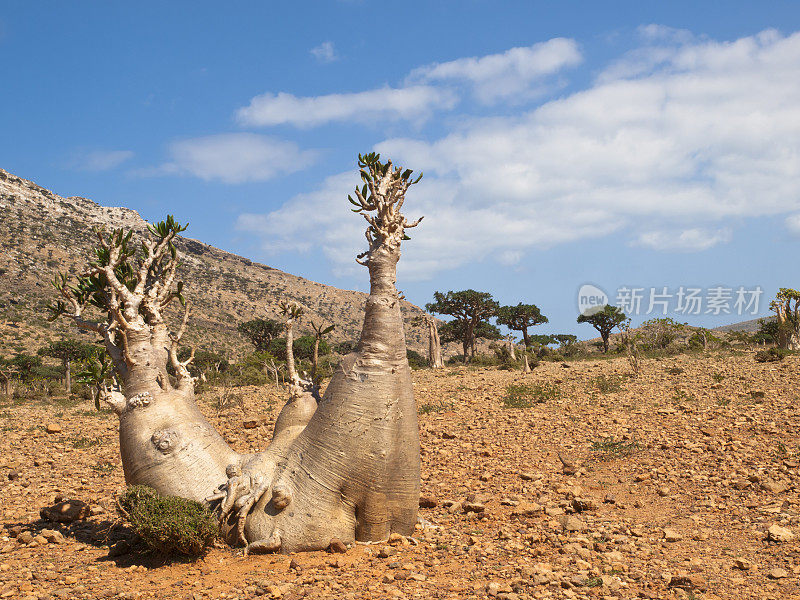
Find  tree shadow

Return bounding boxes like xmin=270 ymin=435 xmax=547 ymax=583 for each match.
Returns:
xmin=3 ymin=517 xmax=204 ymax=568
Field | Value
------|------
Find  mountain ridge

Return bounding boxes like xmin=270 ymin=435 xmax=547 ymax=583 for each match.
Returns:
xmin=0 ymin=168 xmax=430 ymax=358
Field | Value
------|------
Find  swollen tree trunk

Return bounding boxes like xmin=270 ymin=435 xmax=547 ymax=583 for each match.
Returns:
xmin=507 ymin=335 xmax=516 ymax=361
xmin=522 ymin=352 xmax=531 ymax=373
xmin=426 ymin=315 xmax=443 ymax=368
xmin=63 ymin=359 xmax=71 ymax=395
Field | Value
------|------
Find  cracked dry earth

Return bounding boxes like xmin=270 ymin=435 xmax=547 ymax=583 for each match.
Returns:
xmin=1 ymin=352 xmax=800 ymax=600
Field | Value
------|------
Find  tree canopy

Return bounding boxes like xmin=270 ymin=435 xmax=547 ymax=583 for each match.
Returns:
xmin=237 ymin=319 xmax=283 ymax=353
xmin=495 ymin=303 xmax=548 ymax=348
xmin=427 ymin=290 xmax=499 ymax=360
xmin=577 ymin=305 xmax=627 ymax=353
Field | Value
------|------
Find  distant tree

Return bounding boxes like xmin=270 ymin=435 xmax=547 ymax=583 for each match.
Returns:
xmin=528 ymin=334 xmax=556 ymax=347
xmin=495 ymin=303 xmax=548 ymax=348
xmin=10 ymin=354 xmax=42 ymax=383
xmin=38 ymin=339 xmax=95 ymax=394
xmin=309 ymin=320 xmax=335 ymax=378
xmin=754 ymin=318 xmax=778 ymax=345
xmin=577 ymin=305 xmax=626 ymax=353
xmin=332 ymin=340 xmax=357 ymax=355
xmin=75 ymin=350 xmax=114 ymax=409
xmin=439 ymin=319 xmax=502 ymax=359
xmin=427 ymin=290 xmax=499 ymax=361
xmin=177 ymin=347 xmax=228 ymax=378
xmin=553 ymin=334 xmax=578 ymax=347
xmin=237 ymin=318 xmax=283 ymax=352
xmin=279 ymin=301 xmax=304 ymax=387
xmin=770 ymin=288 xmax=800 ymax=350
xmin=0 ymin=356 xmax=13 ymax=396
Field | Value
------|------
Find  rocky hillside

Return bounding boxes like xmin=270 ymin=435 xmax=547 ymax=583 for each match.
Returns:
xmin=0 ymin=168 xmax=430 ymax=359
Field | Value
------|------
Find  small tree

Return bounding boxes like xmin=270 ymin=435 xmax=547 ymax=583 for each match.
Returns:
xmin=75 ymin=350 xmax=114 ymax=409
xmin=440 ymin=319 xmax=501 ymax=360
xmin=279 ymin=301 xmax=305 ymax=389
xmin=770 ymin=288 xmax=800 ymax=350
xmin=577 ymin=305 xmax=626 ymax=353
xmin=553 ymin=334 xmax=577 ymax=348
xmin=10 ymin=354 xmax=42 ymax=383
xmin=38 ymin=339 xmax=94 ymax=395
xmin=237 ymin=319 xmax=283 ymax=353
xmin=0 ymin=357 xmax=13 ymax=396
xmin=309 ymin=320 xmax=335 ymax=379
xmin=427 ymin=290 xmax=499 ymax=361
xmin=495 ymin=303 xmax=548 ymax=349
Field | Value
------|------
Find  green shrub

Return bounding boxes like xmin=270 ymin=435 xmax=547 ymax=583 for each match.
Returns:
xmin=592 ymin=374 xmax=625 ymax=394
xmin=755 ymin=348 xmax=791 ymax=363
xmin=503 ymin=382 xmax=560 ymax=408
xmin=406 ymin=349 xmax=428 ymax=369
xmin=118 ymin=486 xmax=218 ymax=557
xmin=468 ymin=353 xmax=500 ymax=367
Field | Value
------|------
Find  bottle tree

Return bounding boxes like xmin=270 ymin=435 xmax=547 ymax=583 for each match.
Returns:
xmin=50 ymin=154 xmax=424 ymax=554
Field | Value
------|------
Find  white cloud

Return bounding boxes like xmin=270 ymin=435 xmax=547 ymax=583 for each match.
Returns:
xmin=238 ymin=30 xmax=800 ymax=278
xmin=71 ymin=149 xmax=133 ymax=172
xmin=146 ymin=133 xmax=316 ymax=184
xmin=235 ymin=86 xmax=456 ymax=128
xmin=633 ymin=228 xmax=732 ymax=251
xmin=310 ymin=41 xmax=337 ymax=63
xmin=787 ymin=213 xmax=800 ymax=235
xmin=407 ymin=38 xmax=582 ymax=103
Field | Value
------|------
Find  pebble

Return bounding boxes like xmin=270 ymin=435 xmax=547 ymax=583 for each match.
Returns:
xmin=767 ymin=524 xmax=794 ymax=542
xmin=663 ymin=528 xmax=683 ymax=542
xmin=45 ymin=423 xmax=62 ymax=434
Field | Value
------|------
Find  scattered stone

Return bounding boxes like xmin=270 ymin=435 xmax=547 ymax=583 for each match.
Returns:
xmin=732 ymin=558 xmax=751 ymax=570
xmin=41 ymin=529 xmax=64 ymax=544
xmin=668 ymin=574 xmax=707 ymax=591
xmin=45 ymin=423 xmax=62 ymax=434
xmin=762 ymin=480 xmax=788 ymax=494
xmin=511 ymin=502 xmax=541 ymax=517
xmin=663 ymin=528 xmax=683 ymax=542
xmin=387 ymin=532 xmax=405 ymax=545
xmin=40 ymin=500 xmax=90 ymax=523
xmin=463 ymin=502 xmax=486 ymax=513
xmin=769 ymin=568 xmax=788 ymax=579
xmin=7 ymin=471 xmax=19 ymax=481
xmin=519 ymin=472 xmax=535 ymax=480
xmin=561 ymin=516 xmax=587 ymax=532
xmin=16 ymin=531 xmax=33 ymax=545
xmin=328 ymin=538 xmax=347 ymax=553
xmin=767 ymin=524 xmax=795 ymax=542
xmin=378 ymin=545 xmax=395 ymax=558
xmin=418 ymin=496 xmax=437 ymax=508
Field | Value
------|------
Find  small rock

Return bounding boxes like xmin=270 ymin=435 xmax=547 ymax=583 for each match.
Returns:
xmin=7 ymin=471 xmax=19 ymax=481
xmin=328 ymin=538 xmax=347 ymax=553
xmin=732 ymin=558 xmax=751 ymax=570
xmin=463 ymin=502 xmax=485 ymax=514
xmin=769 ymin=568 xmax=788 ymax=579
xmin=519 ymin=472 xmax=535 ymax=481
xmin=64 ymin=575 xmax=79 ymax=585
xmin=16 ymin=531 xmax=33 ymax=545
xmin=768 ymin=524 xmax=795 ymax=542
xmin=40 ymin=500 xmax=90 ymax=523
xmin=289 ymin=557 xmax=300 ymax=571
xmin=561 ymin=516 xmax=587 ymax=532
xmin=668 ymin=574 xmax=707 ymax=591
xmin=388 ymin=532 xmax=405 ymax=545
xmin=663 ymin=528 xmax=683 ymax=542
xmin=511 ymin=501 xmax=541 ymax=517
xmin=762 ymin=480 xmax=788 ymax=494
xmin=41 ymin=529 xmax=64 ymax=544
xmin=603 ymin=494 xmax=616 ymax=504
xmin=45 ymin=423 xmax=62 ymax=434
xmin=418 ymin=496 xmax=437 ymax=508
xmin=378 ymin=545 xmax=395 ymax=558
xmin=657 ymin=487 xmax=670 ymax=497
xmin=571 ymin=498 xmax=597 ymax=513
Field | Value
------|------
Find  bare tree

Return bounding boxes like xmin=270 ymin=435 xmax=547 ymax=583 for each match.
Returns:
xmin=309 ymin=319 xmax=335 ymax=378
xmin=52 ymin=155 xmax=423 ymax=555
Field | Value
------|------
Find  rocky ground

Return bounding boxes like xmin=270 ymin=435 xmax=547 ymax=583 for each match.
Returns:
xmin=1 ymin=351 xmax=799 ymax=600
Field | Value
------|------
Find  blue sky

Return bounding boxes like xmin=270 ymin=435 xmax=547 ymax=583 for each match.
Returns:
xmin=2 ymin=1 xmax=800 ymax=338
